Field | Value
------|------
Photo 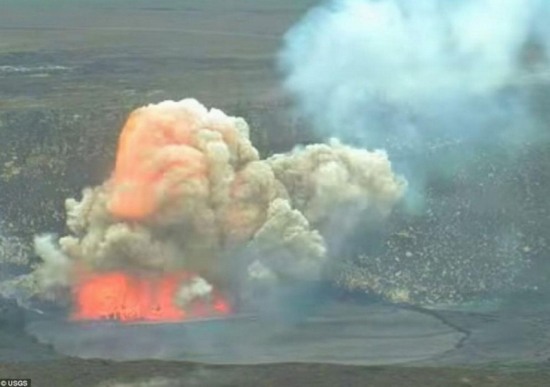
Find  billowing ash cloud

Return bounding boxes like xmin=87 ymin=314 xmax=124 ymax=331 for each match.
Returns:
xmin=31 ymin=99 xmax=405 ymax=311
xmin=279 ymin=0 xmax=550 ymax=147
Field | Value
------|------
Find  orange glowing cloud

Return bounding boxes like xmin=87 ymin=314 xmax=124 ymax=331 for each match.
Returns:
xmin=107 ymin=104 xmax=208 ymax=220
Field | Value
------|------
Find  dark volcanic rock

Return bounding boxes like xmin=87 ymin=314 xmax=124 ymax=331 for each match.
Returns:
xmin=0 ymin=296 xmax=62 ymax=362
xmin=0 ymin=295 xmax=25 ymax=330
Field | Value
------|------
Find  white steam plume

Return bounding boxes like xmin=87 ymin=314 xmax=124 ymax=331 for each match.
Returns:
xmin=279 ymin=0 xmax=550 ymax=146
xmin=278 ymin=0 xmax=549 ymax=303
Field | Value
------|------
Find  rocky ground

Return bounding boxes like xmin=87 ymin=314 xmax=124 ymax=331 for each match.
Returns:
xmin=1 ymin=296 xmax=550 ymax=387
xmin=3 ymin=359 xmax=550 ymax=387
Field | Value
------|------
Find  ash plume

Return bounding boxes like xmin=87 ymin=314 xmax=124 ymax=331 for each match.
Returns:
xmin=30 ymin=99 xmax=405 ymax=309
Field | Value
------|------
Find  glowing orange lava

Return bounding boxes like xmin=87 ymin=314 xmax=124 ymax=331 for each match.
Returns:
xmin=72 ymin=271 xmax=231 ymax=322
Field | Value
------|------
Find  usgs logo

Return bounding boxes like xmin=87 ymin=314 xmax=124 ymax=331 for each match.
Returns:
xmin=0 ymin=380 xmax=31 ymax=387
